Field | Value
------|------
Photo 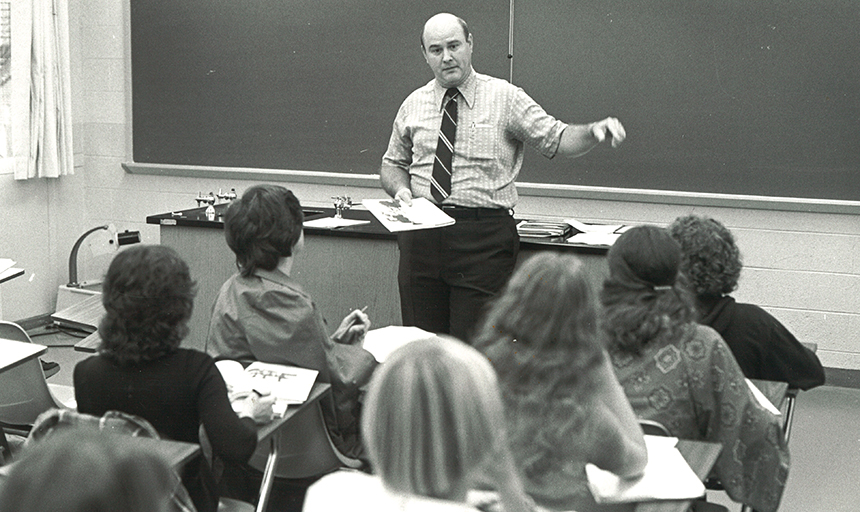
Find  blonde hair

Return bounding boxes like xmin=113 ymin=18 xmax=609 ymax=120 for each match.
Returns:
xmin=361 ymin=335 xmax=506 ymax=500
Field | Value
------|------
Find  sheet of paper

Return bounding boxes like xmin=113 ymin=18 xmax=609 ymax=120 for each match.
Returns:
xmin=585 ymin=435 xmax=705 ymax=503
xmin=362 ymin=198 xmax=455 ymax=232
xmin=303 ymin=217 xmax=371 ymax=229
xmin=567 ymin=232 xmax=622 ymax=246
xmin=362 ymin=325 xmax=435 ymax=362
xmin=746 ymin=378 xmax=782 ymax=416
xmin=0 ymin=258 xmax=16 ymax=274
xmin=564 ymin=218 xmax=624 ymax=234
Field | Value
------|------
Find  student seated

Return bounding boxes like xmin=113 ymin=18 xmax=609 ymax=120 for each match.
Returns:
xmin=668 ymin=214 xmax=825 ymax=390
xmin=473 ymin=252 xmax=647 ymax=512
xmin=303 ymin=335 xmax=535 ymax=512
xmin=205 ymin=185 xmax=377 ymax=508
xmin=601 ymin=225 xmax=790 ymax=512
xmin=0 ymin=428 xmax=178 ymax=512
xmin=73 ymin=245 xmax=274 ymax=512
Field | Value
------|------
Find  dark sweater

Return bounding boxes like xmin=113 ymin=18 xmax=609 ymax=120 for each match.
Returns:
xmin=699 ymin=295 xmax=825 ymax=390
xmin=74 ymin=348 xmax=258 ymax=512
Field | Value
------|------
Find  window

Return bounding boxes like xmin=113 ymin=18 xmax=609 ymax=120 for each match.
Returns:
xmin=0 ymin=0 xmax=10 ymax=159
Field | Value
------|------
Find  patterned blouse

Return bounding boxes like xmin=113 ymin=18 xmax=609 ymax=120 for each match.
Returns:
xmin=609 ymin=323 xmax=790 ymax=512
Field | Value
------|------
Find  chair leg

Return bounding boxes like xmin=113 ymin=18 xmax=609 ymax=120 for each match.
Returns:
xmin=782 ymin=392 xmax=798 ymax=443
xmin=0 ymin=426 xmax=11 ymax=465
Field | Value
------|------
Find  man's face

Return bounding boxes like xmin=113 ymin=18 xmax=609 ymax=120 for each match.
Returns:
xmin=422 ymin=19 xmax=472 ymax=89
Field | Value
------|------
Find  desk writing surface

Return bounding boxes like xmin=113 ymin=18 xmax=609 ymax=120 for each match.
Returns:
xmin=256 ymin=382 xmax=330 ymax=442
xmin=635 ymin=439 xmax=722 ymax=512
xmin=0 ymin=338 xmax=47 ymax=372
xmin=122 ymin=436 xmax=202 ymax=470
xmin=749 ymin=379 xmax=789 ymax=410
xmin=0 ymin=267 xmax=24 ymax=285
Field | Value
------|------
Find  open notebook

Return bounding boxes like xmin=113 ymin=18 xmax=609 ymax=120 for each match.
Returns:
xmin=585 ymin=435 xmax=705 ymax=504
xmin=216 ymin=360 xmax=319 ymax=418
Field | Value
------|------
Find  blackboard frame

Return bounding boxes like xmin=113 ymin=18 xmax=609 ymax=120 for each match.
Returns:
xmin=126 ymin=0 xmax=860 ymax=213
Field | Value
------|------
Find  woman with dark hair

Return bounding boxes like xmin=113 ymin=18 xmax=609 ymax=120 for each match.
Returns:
xmin=206 ymin=185 xmax=377 ymax=510
xmin=74 ymin=244 xmax=273 ymax=512
xmin=668 ymin=214 xmax=824 ymax=389
xmin=473 ymin=252 xmax=647 ymax=512
xmin=601 ymin=225 xmax=790 ymax=512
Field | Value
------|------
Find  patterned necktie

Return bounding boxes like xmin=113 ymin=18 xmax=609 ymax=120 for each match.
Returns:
xmin=431 ymin=88 xmax=460 ymax=203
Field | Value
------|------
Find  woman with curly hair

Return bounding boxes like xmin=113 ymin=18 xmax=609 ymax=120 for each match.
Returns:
xmin=74 ymin=244 xmax=274 ymax=512
xmin=602 ymin=225 xmax=790 ymax=512
xmin=473 ymin=252 xmax=647 ymax=512
xmin=668 ymin=214 xmax=824 ymax=389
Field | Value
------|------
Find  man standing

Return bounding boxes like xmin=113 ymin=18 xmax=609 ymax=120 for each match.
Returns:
xmin=380 ymin=12 xmax=626 ymax=342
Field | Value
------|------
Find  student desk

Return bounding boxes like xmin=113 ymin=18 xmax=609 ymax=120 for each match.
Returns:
xmin=637 ymin=439 xmax=723 ymax=512
xmin=146 ymin=204 xmax=610 ymax=352
xmin=0 ymin=338 xmax=45 ymax=373
xmin=749 ymin=379 xmax=790 ymax=411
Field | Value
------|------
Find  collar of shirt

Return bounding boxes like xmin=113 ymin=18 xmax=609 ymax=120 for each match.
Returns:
xmin=433 ymin=67 xmax=477 ymax=111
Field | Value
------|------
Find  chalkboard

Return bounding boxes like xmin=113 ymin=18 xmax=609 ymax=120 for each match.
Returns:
xmin=131 ymin=1 xmax=860 ymax=201
xmin=512 ymin=0 xmax=860 ymax=200
xmin=131 ymin=0 xmax=509 ymax=175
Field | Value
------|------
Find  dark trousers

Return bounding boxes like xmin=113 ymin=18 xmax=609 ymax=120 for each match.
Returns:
xmin=397 ymin=209 xmax=519 ymax=343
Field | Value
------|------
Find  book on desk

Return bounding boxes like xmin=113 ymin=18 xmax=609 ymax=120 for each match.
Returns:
xmin=517 ymin=218 xmax=632 ymax=246
xmin=216 ymin=360 xmax=319 ymax=418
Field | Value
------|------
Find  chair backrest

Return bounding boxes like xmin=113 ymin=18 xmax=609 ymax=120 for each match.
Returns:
xmin=0 ymin=320 xmax=31 ymax=343
xmin=0 ymin=335 xmax=68 ymax=431
xmin=638 ymin=419 xmax=672 ymax=437
xmin=248 ymin=400 xmax=362 ymax=479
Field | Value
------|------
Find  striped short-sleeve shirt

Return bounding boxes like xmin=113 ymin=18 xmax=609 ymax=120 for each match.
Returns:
xmin=382 ymin=69 xmax=567 ymax=209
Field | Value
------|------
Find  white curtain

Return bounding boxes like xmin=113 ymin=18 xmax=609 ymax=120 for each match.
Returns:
xmin=11 ymin=0 xmax=73 ymax=180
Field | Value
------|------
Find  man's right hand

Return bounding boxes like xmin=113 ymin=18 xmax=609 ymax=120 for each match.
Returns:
xmin=394 ymin=188 xmax=413 ymax=206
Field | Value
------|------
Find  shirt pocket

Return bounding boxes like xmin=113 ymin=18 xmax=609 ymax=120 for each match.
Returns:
xmin=466 ymin=122 xmax=498 ymax=160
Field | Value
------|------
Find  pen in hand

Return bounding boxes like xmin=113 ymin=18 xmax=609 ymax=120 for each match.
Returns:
xmin=345 ymin=306 xmax=369 ymax=331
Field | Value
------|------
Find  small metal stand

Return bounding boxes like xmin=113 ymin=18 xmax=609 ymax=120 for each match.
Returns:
xmin=332 ymin=196 xmax=353 ymax=218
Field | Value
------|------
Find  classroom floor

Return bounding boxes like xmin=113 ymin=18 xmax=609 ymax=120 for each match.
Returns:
xmin=34 ymin=330 xmax=860 ymax=512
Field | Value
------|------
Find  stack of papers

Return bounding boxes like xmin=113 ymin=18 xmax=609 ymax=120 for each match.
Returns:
xmin=362 ymin=198 xmax=455 ymax=232
xmin=216 ymin=360 xmax=319 ymax=417
xmin=516 ymin=220 xmax=573 ymax=238
xmin=362 ymin=325 xmax=435 ymax=362
xmin=585 ymin=435 xmax=705 ymax=504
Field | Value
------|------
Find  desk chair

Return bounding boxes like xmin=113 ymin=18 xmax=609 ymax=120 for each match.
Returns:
xmin=248 ymin=399 xmax=362 ymax=479
xmin=0 ymin=425 xmax=11 ymax=465
xmin=638 ymin=418 xmax=672 ymax=437
xmin=0 ymin=323 xmax=75 ymax=441
xmin=781 ymin=342 xmax=818 ymax=444
xmin=0 ymin=321 xmax=60 ymax=378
